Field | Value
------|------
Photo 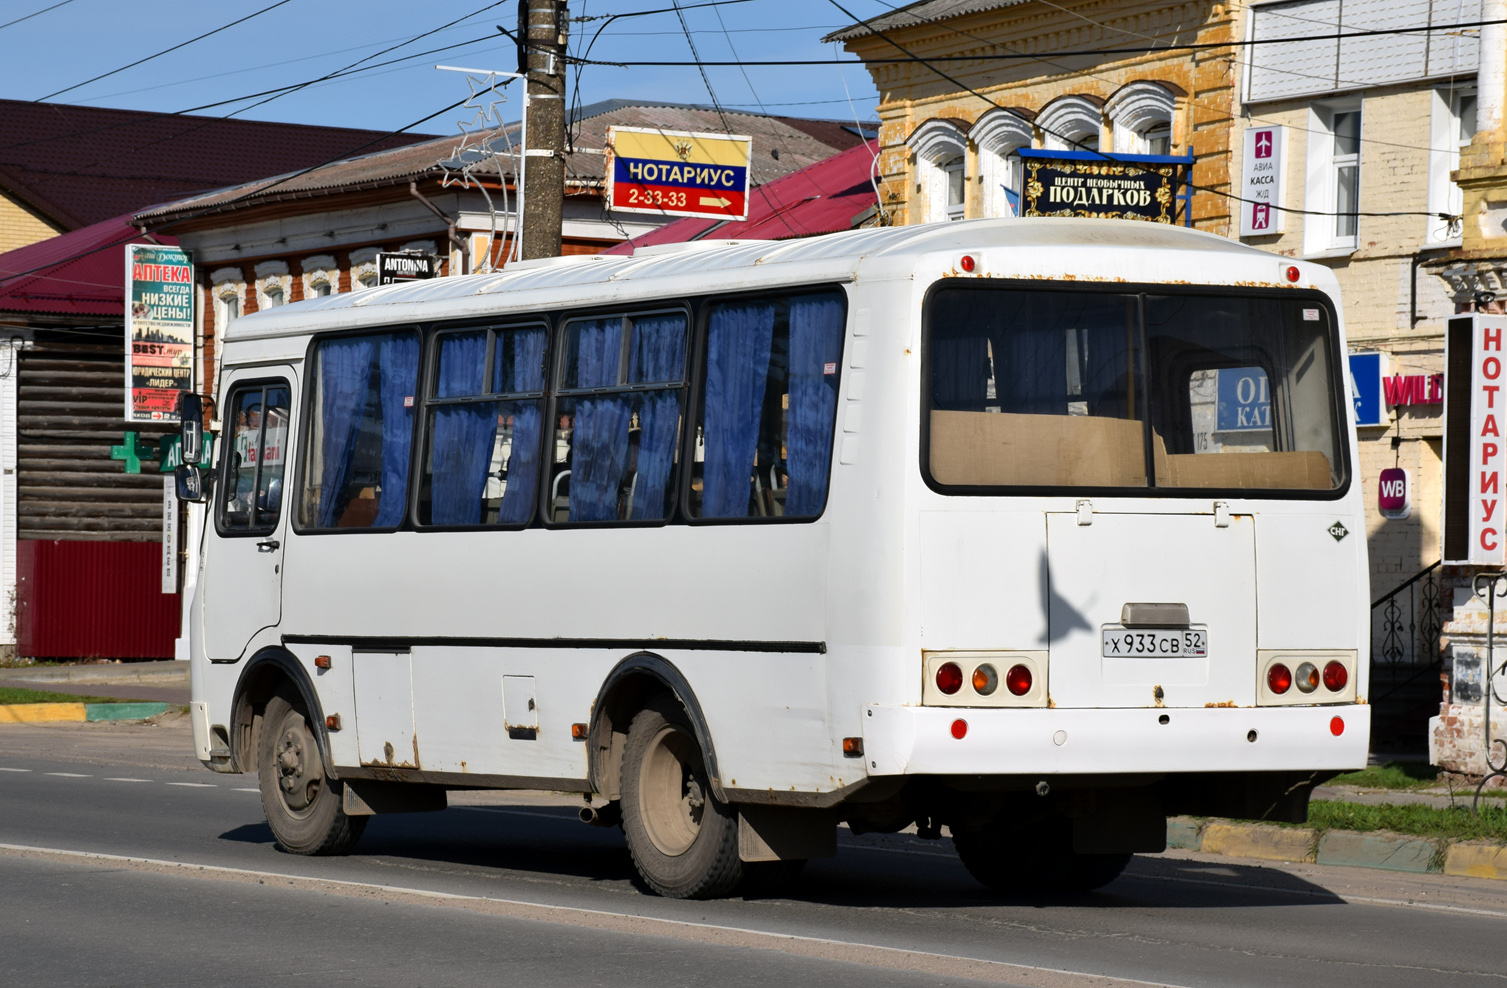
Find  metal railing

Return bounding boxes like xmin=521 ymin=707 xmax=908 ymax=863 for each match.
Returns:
xmin=1371 ymin=561 xmax=1442 ymax=669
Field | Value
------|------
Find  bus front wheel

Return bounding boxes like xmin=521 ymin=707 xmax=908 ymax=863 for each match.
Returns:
xmin=257 ymin=693 xmax=366 ymax=855
xmin=620 ymin=697 xmax=742 ymax=899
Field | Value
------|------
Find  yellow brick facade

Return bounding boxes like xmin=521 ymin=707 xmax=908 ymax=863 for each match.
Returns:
xmin=0 ymin=190 xmax=63 ymax=256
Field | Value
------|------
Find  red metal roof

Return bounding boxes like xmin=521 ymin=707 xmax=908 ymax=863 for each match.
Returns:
xmin=604 ymin=140 xmax=880 ymax=253
xmin=0 ymin=99 xmax=436 ymax=232
xmin=0 ymin=214 xmax=171 ymax=318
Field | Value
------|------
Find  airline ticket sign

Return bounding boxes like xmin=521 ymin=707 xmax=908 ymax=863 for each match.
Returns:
xmin=606 ymin=126 xmax=752 ymax=221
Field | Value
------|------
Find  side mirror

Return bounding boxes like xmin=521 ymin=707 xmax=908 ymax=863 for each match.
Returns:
xmin=179 ymin=392 xmax=204 ymax=464
xmin=175 ymin=464 xmax=206 ymax=502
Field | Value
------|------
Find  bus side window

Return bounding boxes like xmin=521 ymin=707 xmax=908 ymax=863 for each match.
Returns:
xmin=220 ymin=383 xmax=291 ymax=533
xmin=296 ymin=330 xmax=420 ymax=530
xmin=689 ymin=290 xmax=845 ymax=520
xmin=551 ymin=311 xmax=687 ymax=524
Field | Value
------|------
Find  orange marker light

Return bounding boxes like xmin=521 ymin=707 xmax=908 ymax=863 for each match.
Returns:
xmin=950 ymin=718 xmax=968 ymax=740
xmin=571 ymin=723 xmax=588 ymax=740
xmin=325 ymin=714 xmax=341 ymax=731
xmin=314 ymin=655 xmax=331 ymax=670
xmin=842 ymin=737 xmax=864 ymax=756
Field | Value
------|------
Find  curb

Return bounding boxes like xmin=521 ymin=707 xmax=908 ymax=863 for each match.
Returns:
xmin=1169 ymin=815 xmax=1507 ymax=880
xmin=0 ymin=661 xmax=187 ymax=684
xmin=0 ymin=702 xmax=172 ymax=724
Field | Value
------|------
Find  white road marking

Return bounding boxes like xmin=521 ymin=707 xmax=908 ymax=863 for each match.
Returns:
xmin=103 ymin=778 xmax=152 ymax=783
xmin=165 ymin=782 xmax=215 ymax=788
xmin=0 ymin=767 xmax=31 ymax=772
xmin=0 ymin=841 xmax=1192 ymax=988
xmin=44 ymin=772 xmax=90 ymax=778
xmin=233 ymin=788 xmax=259 ymax=793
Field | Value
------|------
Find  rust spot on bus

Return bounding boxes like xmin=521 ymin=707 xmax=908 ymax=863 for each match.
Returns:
xmin=1204 ymin=700 xmax=1237 ymax=708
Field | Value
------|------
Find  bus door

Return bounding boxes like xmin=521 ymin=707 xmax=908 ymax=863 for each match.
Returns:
xmin=203 ymin=371 xmax=294 ymax=661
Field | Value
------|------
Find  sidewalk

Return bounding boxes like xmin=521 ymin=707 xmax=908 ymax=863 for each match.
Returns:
xmin=0 ymin=661 xmax=189 ymax=705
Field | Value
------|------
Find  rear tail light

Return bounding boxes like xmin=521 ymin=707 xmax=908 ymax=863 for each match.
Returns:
xmin=1322 ymin=661 xmax=1348 ymax=692
xmin=936 ymin=662 xmax=963 ymax=695
xmin=1295 ymin=662 xmax=1319 ymax=694
xmin=951 ymin=718 xmax=968 ymax=739
xmin=1330 ymin=716 xmax=1345 ymax=736
xmin=1005 ymin=664 xmax=1033 ymax=697
xmin=1267 ymin=663 xmax=1292 ymax=694
xmin=972 ymin=664 xmax=999 ymax=696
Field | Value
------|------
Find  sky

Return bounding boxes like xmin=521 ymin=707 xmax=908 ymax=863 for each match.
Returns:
xmin=0 ymin=0 xmax=888 ymax=136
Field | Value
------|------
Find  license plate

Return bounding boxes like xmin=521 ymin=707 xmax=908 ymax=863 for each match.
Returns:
xmin=1102 ymin=627 xmax=1207 ymax=658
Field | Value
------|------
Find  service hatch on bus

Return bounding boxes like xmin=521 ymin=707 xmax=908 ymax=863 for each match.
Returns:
xmin=606 ymin=125 xmax=751 ymax=221
xmin=177 ymin=219 xmax=1368 ymax=900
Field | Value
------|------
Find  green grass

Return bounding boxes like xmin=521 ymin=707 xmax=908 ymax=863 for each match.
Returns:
xmin=1329 ymin=761 xmax=1441 ymax=790
xmin=0 ymin=685 xmax=125 ymax=705
xmin=1304 ymin=799 xmax=1507 ymax=844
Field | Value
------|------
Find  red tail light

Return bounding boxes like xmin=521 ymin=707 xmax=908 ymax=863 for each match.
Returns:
xmin=936 ymin=662 xmax=963 ymax=695
xmin=1005 ymin=664 xmax=1033 ymax=696
xmin=1330 ymin=716 xmax=1345 ymax=736
xmin=1322 ymin=661 xmax=1348 ymax=692
xmin=951 ymin=718 xmax=968 ymax=739
xmin=1267 ymin=663 xmax=1292 ymax=694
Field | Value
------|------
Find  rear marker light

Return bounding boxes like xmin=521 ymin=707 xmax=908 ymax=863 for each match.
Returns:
xmin=314 ymin=655 xmax=331 ymax=670
xmin=1323 ymin=661 xmax=1348 ymax=692
xmin=571 ymin=723 xmax=588 ymax=740
xmin=1005 ymin=664 xmax=1033 ymax=697
xmin=1285 ymin=265 xmax=1301 ymax=283
xmin=842 ymin=737 xmax=864 ymax=757
xmin=1267 ymin=663 xmax=1292 ymax=695
xmin=950 ymin=719 xmax=968 ymax=739
xmin=972 ymin=664 xmax=999 ymax=696
xmin=1295 ymin=662 xmax=1320 ymax=694
xmin=1330 ymin=716 xmax=1345 ymax=737
xmin=960 ymin=254 xmax=976 ymax=272
xmin=936 ymin=662 xmax=964 ymax=695
xmin=325 ymin=714 xmax=341 ymax=731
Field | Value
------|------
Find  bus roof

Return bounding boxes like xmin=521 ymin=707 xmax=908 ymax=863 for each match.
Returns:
xmin=222 ymin=218 xmax=1298 ymax=343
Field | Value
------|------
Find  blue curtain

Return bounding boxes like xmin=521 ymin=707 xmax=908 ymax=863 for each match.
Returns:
xmin=630 ymin=392 xmax=678 ymax=519
xmin=314 ymin=337 xmax=376 ymax=528
xmin=569 ymin=320 xmax=628 ymax=521
xmin=785 ymin=295 xmax=845 ymax=515
xmin=496 ymin=329 xmax=547 ymax=524
xmin=429 ymin=332 xmax=492 ymax=525
xmin=701 ymin=302 xmax=774 ymax=517
xmin=374 ymin=332 xmax=418 ymax=527
xmin=628 ymin=314 xmax=686 ymax=383
xmin=931 ymin=333 xmax=991 ymax=409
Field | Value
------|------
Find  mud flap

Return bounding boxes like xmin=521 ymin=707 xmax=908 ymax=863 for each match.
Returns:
xmin=738 ymin=806 xmax=837 ymax=862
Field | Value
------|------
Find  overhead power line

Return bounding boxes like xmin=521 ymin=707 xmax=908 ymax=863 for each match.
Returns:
xmin=36 ymin=0 xmax=299 ymax=102
xmin=0 ymin=0 xmax=78 ymax=32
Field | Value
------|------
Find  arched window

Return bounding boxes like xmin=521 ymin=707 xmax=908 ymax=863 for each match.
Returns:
xmin=1037 ymin=96 xmax=1104 ymax=152
xmin=906 ymin=118 xmax=968 ymax=223
xmin=970 ymin=110 xmax=1034 ymax=218
xmin=1106 ymin=82 xmax=1179 ymax=155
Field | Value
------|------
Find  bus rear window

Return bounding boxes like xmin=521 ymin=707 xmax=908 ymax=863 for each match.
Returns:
xmin=924 ymin=286 xmax=1347 ymax=495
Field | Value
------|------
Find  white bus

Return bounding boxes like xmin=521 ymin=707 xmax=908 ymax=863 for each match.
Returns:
xmin=182 ymin=219 xmax=1369 ymax=899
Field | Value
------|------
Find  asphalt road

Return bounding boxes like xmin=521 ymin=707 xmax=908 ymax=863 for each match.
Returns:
xmin=3 ymin=717 xmax=1506 ymax=988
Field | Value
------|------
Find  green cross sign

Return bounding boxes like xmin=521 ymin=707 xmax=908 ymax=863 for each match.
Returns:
xmin=110 ymin=432 xmax=212 ymax=475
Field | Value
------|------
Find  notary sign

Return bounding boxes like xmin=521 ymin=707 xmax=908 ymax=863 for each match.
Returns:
xmin=1020 ymin=151 xmax=1179 ymax=223
xmin=605 ymin=126 xmax=752 ymax=221
xmin=1445 ymin=316 xmax=1507 ymax=563
xmin=125 ymin=244 xmax=193 ymax=423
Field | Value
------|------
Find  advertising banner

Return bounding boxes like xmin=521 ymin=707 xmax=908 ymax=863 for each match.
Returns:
xmin=1347 ymin=352 xmax=1386 ymax=427
xmin=125 ymin=244 xmax=193 ymax=423
xmin=606 ymin=126 xmax=752 ymax=221
xmin=1239 ymin=125 xmax=1286 ymax=236
xmin=377 ymin=251 xmax=437 ymax=285
xmin=1019 ymin=150 xmax=1183 ymax=223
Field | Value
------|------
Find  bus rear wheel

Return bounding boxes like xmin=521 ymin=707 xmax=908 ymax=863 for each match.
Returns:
xmin=953 ymin=826 xmax=1130 ymax=894
xmin=620 ymin=697 xmax=742 ymax=899
xmin=257 ymin=694 xmax=365 ymax=856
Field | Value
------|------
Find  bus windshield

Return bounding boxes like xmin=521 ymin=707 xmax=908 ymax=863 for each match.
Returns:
xmin=925 ymin=285 xmax=1347 ymax=494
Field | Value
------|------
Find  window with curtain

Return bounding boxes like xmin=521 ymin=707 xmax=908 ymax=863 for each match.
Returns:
xmin=296 ymin=330 xmax=420 ymax=530
xmin=220 ymin=381 xmax=291 ymax=533
xmin=550 ymin=311 xmax=688 ymax=523
xmin=689 ymin=290 xmax=846 ymax=520
xmin=419 ymin=324 xmax=549 ymax=527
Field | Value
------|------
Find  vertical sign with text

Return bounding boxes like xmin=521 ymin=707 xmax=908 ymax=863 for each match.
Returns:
xmin=1240 ymin=126 xmax=1286 ymax=237
xmin=1470 ymin=319 xmax=1507 ymax=563
xmin=125 ymin=244 xmax=193 ymax=423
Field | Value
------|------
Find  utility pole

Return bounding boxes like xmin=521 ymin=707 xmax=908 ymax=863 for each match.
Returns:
xmin=520 ymin=0 xmax=566 ymax=259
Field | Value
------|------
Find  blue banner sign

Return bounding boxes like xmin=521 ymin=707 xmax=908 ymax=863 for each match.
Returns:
xmin=1348 ymin=352 xmax=1384 ymax=427
xmin=1216 ymin=367 xmax=1271 ymax=431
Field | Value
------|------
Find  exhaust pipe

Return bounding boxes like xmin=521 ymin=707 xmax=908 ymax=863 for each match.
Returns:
xmin=579 ymin=801 xmax=621 ymax=828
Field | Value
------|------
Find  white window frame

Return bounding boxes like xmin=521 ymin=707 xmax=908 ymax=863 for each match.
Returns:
xmin=1106 ymin=82 xmax=1177 ymax=155
xmin=970 ymin=110 xmax=1033 ymax=219
xmin=254 ymin=260 xmax=291 ymax=310
xmin=350 ymin=247 xmax=380 ymax=290
xmin=1303 ymin=99 xmax=1363 ymax=255
xmin=301 ymin=254 xmax=339 ymax=298
xmin=1038 ymin=96 xmax=1104 ymax=152
xmin=906 ymin=119 xmax=969 ymax=224
xmin=943 ymin=157 xmax=967 ymax=221
xmin=1427 ymin=86 xmax=1475 ymax=245
xmin=210 ymin=267 xmax=244 ymax=330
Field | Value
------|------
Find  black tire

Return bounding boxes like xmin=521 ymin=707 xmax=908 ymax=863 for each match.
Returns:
xmin=258 ymin=694 xmax=366 ymax=855
xmin=953 ymin=826 xmax=1130 ymax=894
xmin=620 ymin=696 xmax=743 ymax=899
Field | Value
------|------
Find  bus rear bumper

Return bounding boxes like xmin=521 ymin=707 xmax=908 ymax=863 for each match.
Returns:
xmin=862 ymin=703 xmax=1369 ymax=777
